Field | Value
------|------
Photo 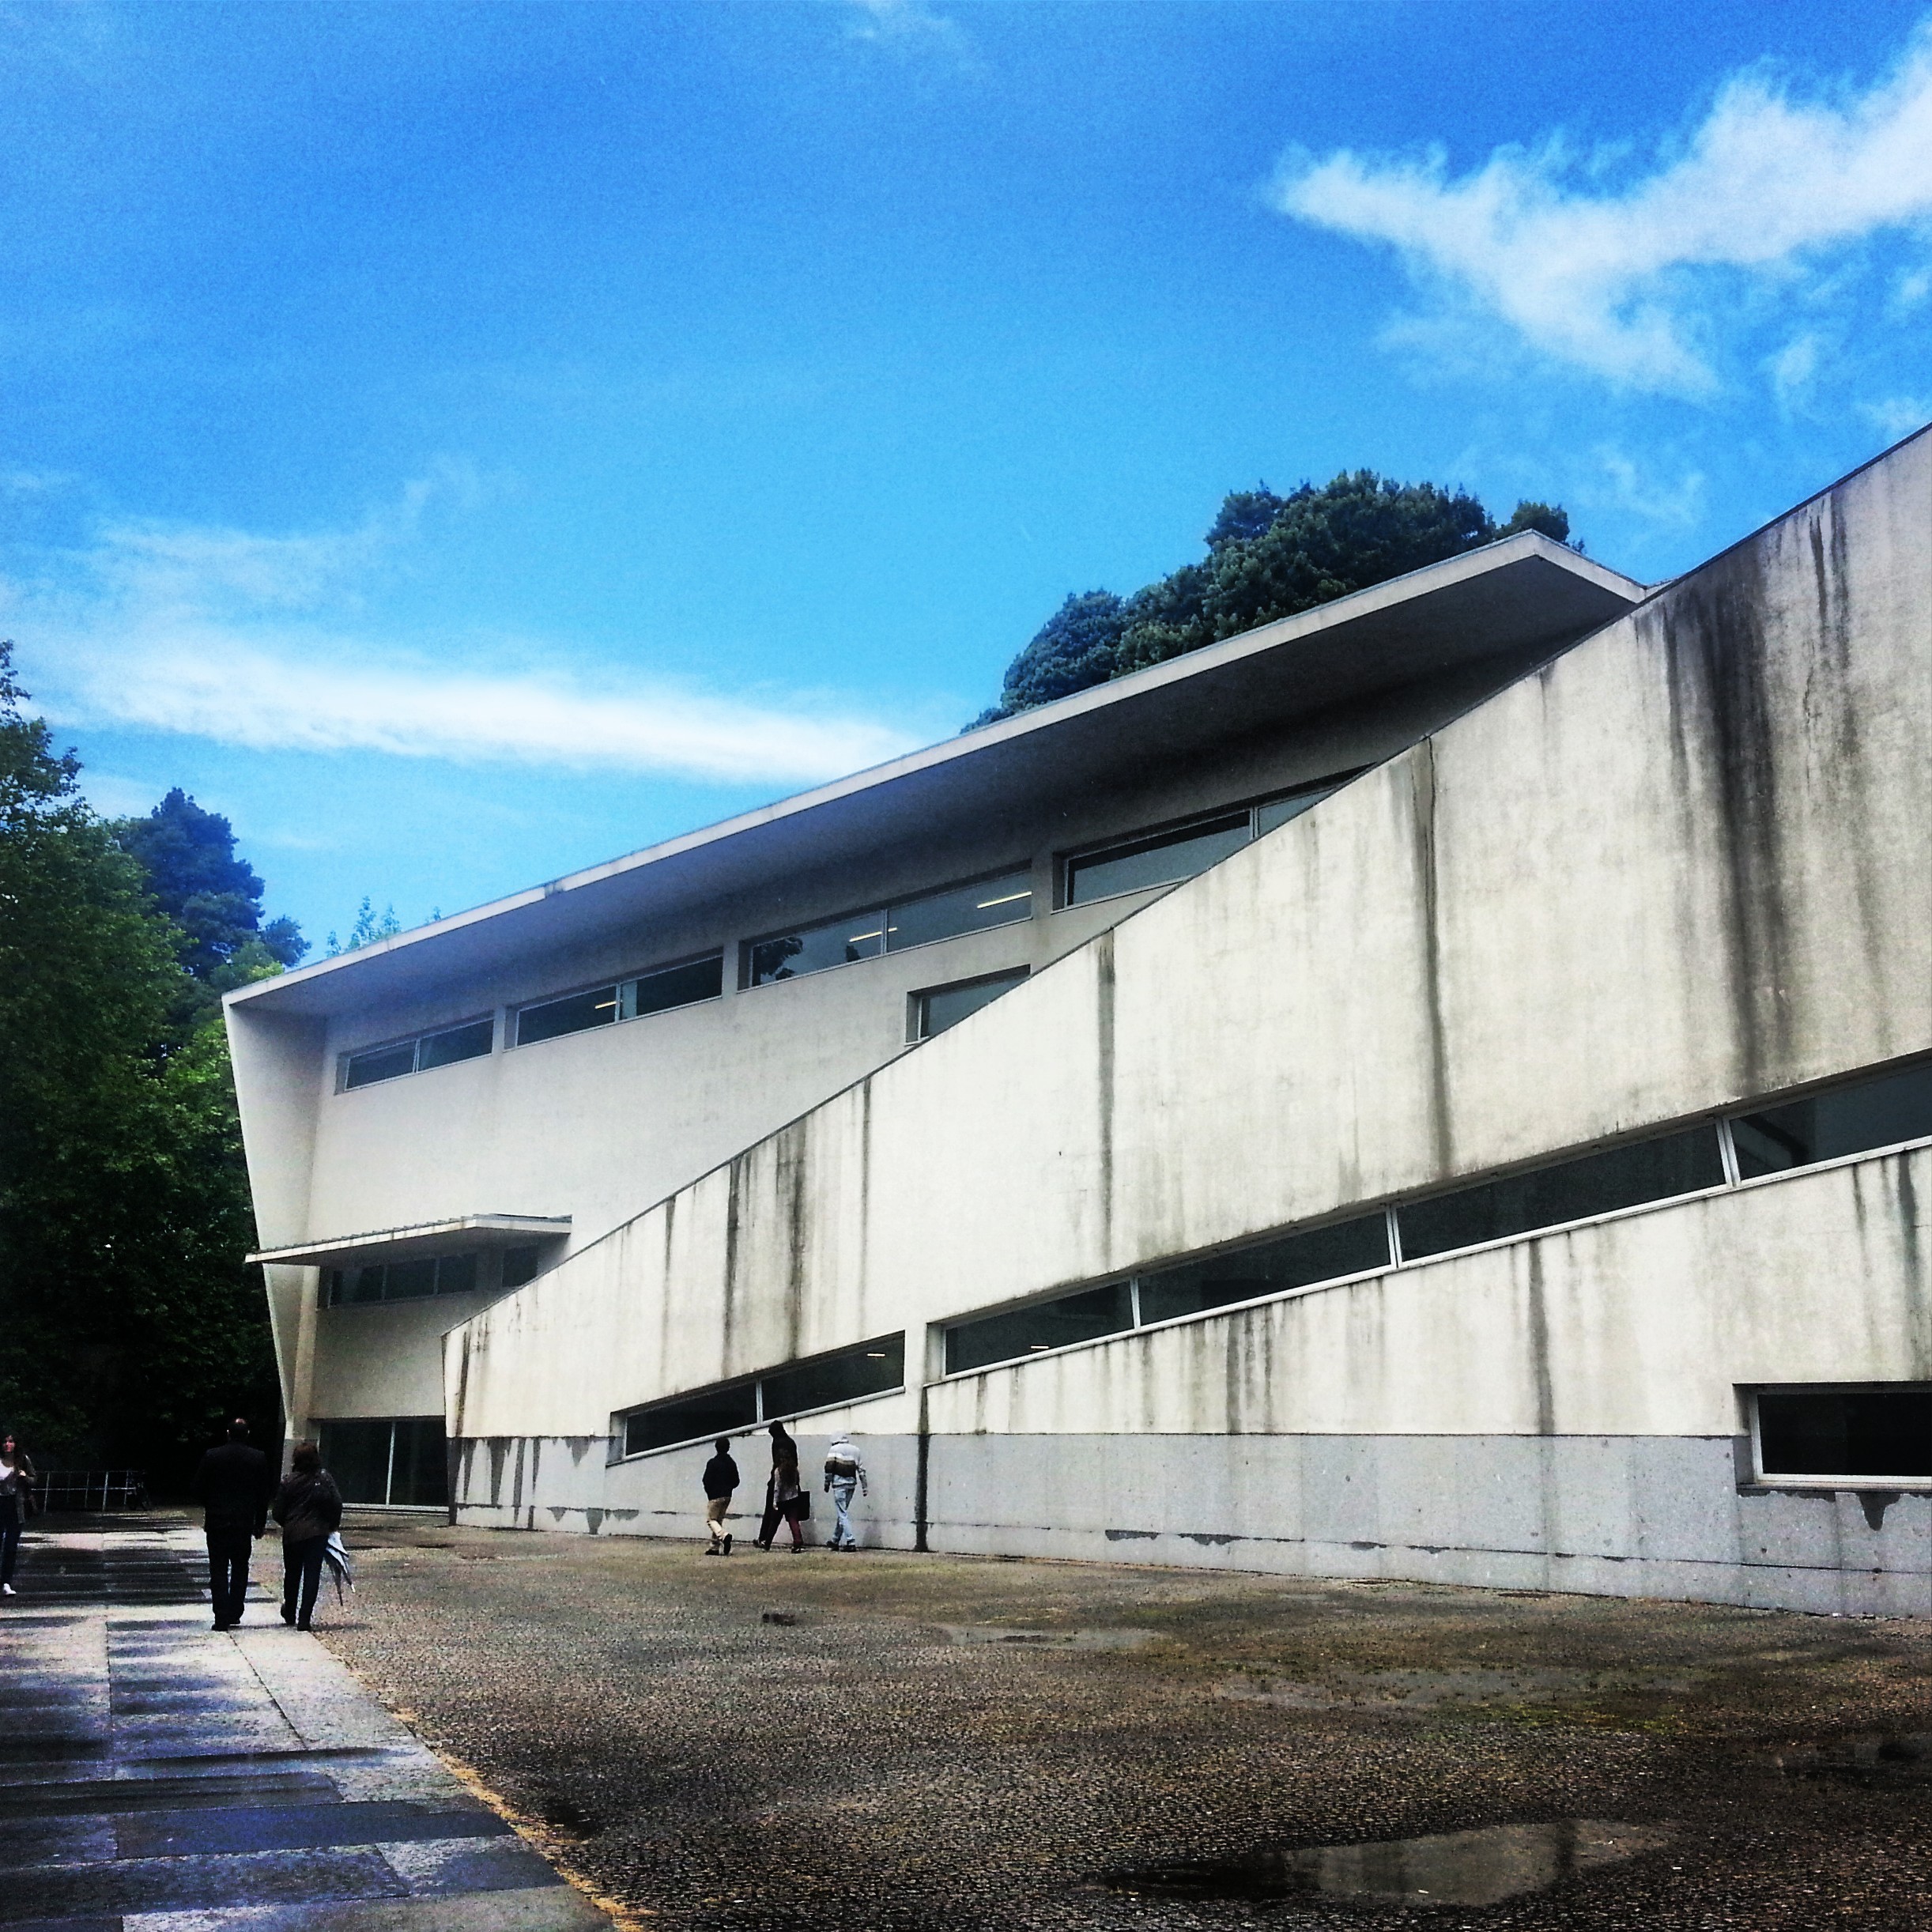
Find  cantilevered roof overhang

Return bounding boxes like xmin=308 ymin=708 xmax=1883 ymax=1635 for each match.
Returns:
xmin=249 ymin=1215 xmax=572 ymax=1270
xmin=227 ymin=532 xmax=1645 ymax=1022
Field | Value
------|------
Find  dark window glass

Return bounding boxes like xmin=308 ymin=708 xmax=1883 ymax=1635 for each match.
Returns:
xmin=341 ymin=1266 xmax=385 ymax=1306
xmin=515 ymin=985 xmax=620 ymax=1046
xmin=1733 ymin=1062 xmax=1932 ymax=1179
xmin=1399 ymin=1125 xmax=1726 ymax=1262
xmin=630 ymin=953 xmax=723 ymax=1018
xmin=625 ymin=1383 xmax=759 ymax=1456
xmin=1758 ymin=1390 xmax=1932 ymax=1480
xmin=945 ymin=1283 xmax=1134 ymax=1375
xmin=918 ymin=970 xmax=1029 ymax=1040
xmin=888 ymin=870 xmax=1032 ymax=951
xmin=323 ymin=1270 xmax=344 ymax=1308
xmin=388 ymin=1417 xmax=449 ymax=1506
xmin=319 ymin=1419 xmax=394 ymax=1505
xmin=417 ymin=1018 xmax=492 ymax=1070
xmin=343 ymin=1041 xmax=417 ymax=1090
xmin=745 ymin=914 xmax=887 ymax=986
xmin=1256 ymin=780 xmax=1347 ymax=836
xmin=501 ymin=1246 xmax=541 ymax=1289
xmin=383 ymin=1258 xmax=440 ymax=1301
xmin=760 ymin=1338 xmax=905 ymax=1420
xmin=434 ymin=1253 xmax=477 ymax=1296
xmin=1066 ymin=813 xmax=1251 ymax=905
xmin=1138 ymin=1213 xmax=1391 ymax=1325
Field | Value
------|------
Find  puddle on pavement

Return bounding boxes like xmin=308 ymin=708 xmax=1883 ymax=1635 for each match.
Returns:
xmin=1100 ymin=1820 xmax=1674 ymax=1907
xmin=1775 ymin=1733 xmax=1932 ymax=1783
xmin=1219 ymin=1666 xmax=1703 ymax=1712
xmin=941 ymin=1624 xmax=1157 ymax=1651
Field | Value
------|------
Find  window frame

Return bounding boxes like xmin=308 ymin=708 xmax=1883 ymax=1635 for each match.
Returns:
xmin=908 ymin=966 xmax=1032 ymax=1043
xmin=509 ymin=949 xmax=726 ymax=1051
xmin=1058 ymin=772 xmax=1362 ymax=911
xmin=738 ymin=864 xmax=1035 ymax=993
xmin=1746 ymin=1384 xmax=1932 ymax=1490
xmin=615 ymin=1333 xmax=908 ymax=1461
xmin=336 ymin=1014 xmax=496 ymax=1094
xmin=319 ymin=1250 xmax=490 ymax=1310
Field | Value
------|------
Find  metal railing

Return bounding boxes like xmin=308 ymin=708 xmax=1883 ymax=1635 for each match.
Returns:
xmin=35 ymin=1470 xmax=150 ymax=1513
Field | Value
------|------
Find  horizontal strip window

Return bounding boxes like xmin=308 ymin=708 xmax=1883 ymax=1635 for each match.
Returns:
xmin=1753 ymin=1387 xmax=1932 ymax=1484
xmin=940 ymin=1057 xmax=1932 ymax=1379
xmin=515 ymin=953 xmax=723 ymax=1048
xmin=945 ymin=1213 xmax=1390 ymax=1375
xmin=340 ymin=1017 xmax=492 ymax=1091
xmin=323 ymin=1251 xmax=480 ymax=1307
xmin=1732 ymin=1058 xmax=1932 ymax=1180
xmin=911 ymin=968 xmax=1029 ymax=1043
xmin=316 ymin=1417 xmax=448 ymax=1507
xmin=621 ymin=1334 xmax=906 ymax=1458
xmin=1397 ymin=1125 xmax=1726 ymax=1262
xmin=743 ymin=868 xmax=1032 ymax=989
xmin=1063 ymin=773 xmax=1357 ymax=908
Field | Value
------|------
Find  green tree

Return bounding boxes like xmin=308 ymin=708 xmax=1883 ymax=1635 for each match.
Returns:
xmin=117 ymin=788 xmax=308 ymax=983
xmin=969 ymin=591 xmax=1128 ymax=726
xmin=0 ymin=644 xmax=278 ymax=1480
xmin=972 ymin=472 xmax=1577 ymax=722
xmin=326 ymin=896 xmax=403 ymax=956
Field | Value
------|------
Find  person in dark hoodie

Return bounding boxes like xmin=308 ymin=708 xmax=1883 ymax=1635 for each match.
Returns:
xmin=271 ymin=1441 xmax=342 ymax=1632
xmin=195 ymin=1418 xmax=274 ymax=1631
xmin=700 ymin=1436 xmax=738 ymax=1556
xmin=754 ymin=1421 xmax=807 ymax=1552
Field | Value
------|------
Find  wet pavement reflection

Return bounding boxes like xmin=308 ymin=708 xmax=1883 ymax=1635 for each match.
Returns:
xmin=1101 ymin=1819 xmax=1675 ymax=1907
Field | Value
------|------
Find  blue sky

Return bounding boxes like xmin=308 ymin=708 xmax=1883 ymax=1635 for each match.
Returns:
xmin=11 ymin=0 xmax=1932 ymax=949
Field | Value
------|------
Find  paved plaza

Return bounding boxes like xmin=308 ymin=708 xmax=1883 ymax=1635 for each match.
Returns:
xmin=0 ymin=1515 xmax=613 ymax=1931
xmin=319 ymin=1513 xmax=1932 ymax=1931
xmin=6 ymin=1513 xmax=1932 ymax=1930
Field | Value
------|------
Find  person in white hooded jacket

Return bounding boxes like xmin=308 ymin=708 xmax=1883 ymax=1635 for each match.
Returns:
xmin=822 ymin=1435 xmax=867 ymax=1551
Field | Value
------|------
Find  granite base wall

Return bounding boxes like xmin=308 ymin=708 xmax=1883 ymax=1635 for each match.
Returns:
xmin=451 ymin=1429 xmax=1932 ymax=1617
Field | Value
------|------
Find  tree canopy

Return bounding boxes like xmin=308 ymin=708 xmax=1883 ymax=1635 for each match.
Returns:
xmin=117 ymin=788 xmax=307 ymax=983
xmin=972 ymin=472 xmax=1573 ymax=726
xmin=0 ymin=644 xmax=292 ymax=1480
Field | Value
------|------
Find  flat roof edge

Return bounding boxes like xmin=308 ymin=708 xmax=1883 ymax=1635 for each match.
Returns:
xmin=227 ymin=533 xmax=1641 ymax=1013
xmin=250 ymin=1213 xmax=572 ymax=1267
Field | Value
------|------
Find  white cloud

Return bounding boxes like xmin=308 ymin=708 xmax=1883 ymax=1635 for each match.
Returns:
xmin=14 ymin=482 xmax=924 ymax=789
xmin=1590 ymin=447 xmax=1707 ymax=527
xmin=840 ymin=0 xmax=972 ymax=59
xmin=1764 ymin=330 xmax=1826 ymax=411
xmin=1273 ymin=26 xmax=1932 ymax=394
xmin=1860 ymin=394 xmax=1932 ymax=441
xmin=73 ymin=772 xmax=165 ymax=821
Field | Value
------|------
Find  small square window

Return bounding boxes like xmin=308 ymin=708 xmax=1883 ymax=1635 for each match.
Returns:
xmin=1755 ymin=1387 xmax=1932 ymax=1483
xmin=912 ymin=968 xmax=1029 ymax=1041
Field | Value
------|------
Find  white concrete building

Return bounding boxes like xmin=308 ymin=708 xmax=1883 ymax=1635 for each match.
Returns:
xmin=229 ymin=432 xmax=1932 ymax=1613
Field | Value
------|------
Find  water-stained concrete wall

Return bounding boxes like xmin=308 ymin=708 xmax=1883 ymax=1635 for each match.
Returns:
xmin=450 ymin=435 xmax=1930 ymax=1479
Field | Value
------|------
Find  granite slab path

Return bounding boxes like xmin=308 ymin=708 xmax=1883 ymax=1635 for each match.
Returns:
xmin=0 ymin=1517 xmax=615 ymax=1932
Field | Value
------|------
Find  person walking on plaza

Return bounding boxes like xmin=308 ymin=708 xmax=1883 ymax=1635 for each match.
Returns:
xmin=701 ymin=1436 xmax=738 ymax=1555
xmin=196 ymin=1418 xmax=274 ymax=1630
xmin=0 ymin=1432 xmax=36 ymax=1598
xmin=271 ymin=1441 xmax=342 ymax=1632
xmin=823 ymin=1433 xmax=867 ymax=1551
xmin=754 ymin=1420 xmax=807 ymax=1552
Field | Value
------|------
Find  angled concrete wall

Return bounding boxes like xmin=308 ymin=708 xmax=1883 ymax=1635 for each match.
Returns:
xmin=451 ymin=437 xmax=1931 ymax=1428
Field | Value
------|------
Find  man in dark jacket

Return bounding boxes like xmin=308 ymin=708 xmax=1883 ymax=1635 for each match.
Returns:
xmin=701 ymin=1437 xmax=738 ymax=1556
xmin=195 ymin=1419 xmax=274 ymax=1631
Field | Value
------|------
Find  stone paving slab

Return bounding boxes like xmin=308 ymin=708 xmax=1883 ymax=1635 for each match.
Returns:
xmin=0 ymin=1520 xmax=617 ymax=1932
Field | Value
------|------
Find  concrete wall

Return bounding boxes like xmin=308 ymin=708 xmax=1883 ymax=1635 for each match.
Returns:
xmin=240 ymin=652 xmax=1519 ymax=1434
xmin=451 ymin=435 xmax=1931 ymax=1432
xmin=456 ymin=1147 xmax=1932 ymax=1614
xmin=447 ymin=433 xmax=1932 ymax=1609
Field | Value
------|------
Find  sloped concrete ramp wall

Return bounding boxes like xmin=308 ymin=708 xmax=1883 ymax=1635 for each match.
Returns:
xmin=447 ymin=434 xmax=1932 ymax=1610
